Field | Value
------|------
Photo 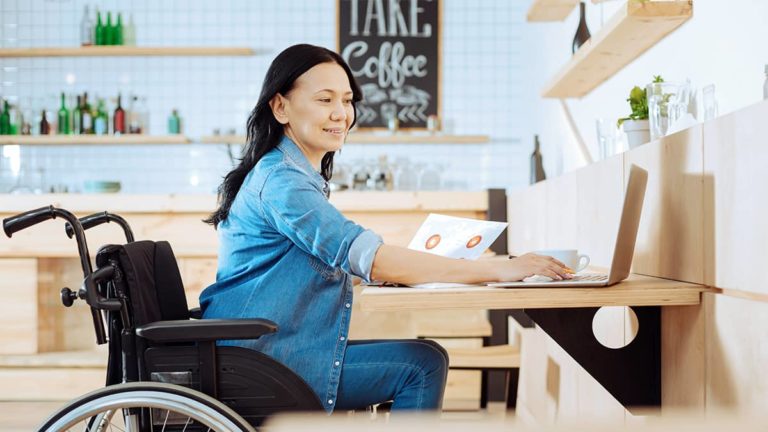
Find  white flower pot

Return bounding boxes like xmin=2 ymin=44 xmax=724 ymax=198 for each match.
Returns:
xmin=622 ymin=119 xmax=650 ymax=149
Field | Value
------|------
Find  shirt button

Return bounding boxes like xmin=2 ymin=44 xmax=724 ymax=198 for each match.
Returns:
xmin=339 ymin=336 xmax=345 ymax=341
xmin=334 ymin=361 xmax=340 ymax=366
xmin=327 ymin=399 xmax=334 ymax=405
xmin=345 ymin=303 xmax=351 ymax=308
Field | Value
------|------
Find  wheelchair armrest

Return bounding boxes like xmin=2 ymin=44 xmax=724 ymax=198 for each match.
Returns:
xmin=188 ymin=307 xmax=202 ymax=319
xmin=135 ymin=318 xmax=278 ymax=343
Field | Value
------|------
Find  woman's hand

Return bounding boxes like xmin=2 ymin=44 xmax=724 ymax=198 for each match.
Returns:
xmin=496 ymin=253 xmax=573 ymax=281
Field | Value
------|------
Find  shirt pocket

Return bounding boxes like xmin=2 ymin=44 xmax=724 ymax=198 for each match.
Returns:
xmin=307 ymin=254 xmax=344 ymax=282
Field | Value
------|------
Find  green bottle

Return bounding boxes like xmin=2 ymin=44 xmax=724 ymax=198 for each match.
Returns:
xmin=0 ymin=100 xmax=10 ymax=135
xmin=72 ymin=95 xmax=82 ymax=135
xmin=57 ymin=92 xmax=70 ymax=134
xmin=94 ymin=10 xmax=103 ymax=45
xmin=94 ymin=98 xmax=108 ymax=135
xmin=105 ymin=12 xmax=113 ymax=45
xmin=115 ymin=13 xmax=124 ymax=46
xmin=167 ymin=109 xmax=181 ymax=134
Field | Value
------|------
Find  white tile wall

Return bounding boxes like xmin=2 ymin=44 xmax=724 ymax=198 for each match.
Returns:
xmin=0 ymin=0 xmax=531 ymax=194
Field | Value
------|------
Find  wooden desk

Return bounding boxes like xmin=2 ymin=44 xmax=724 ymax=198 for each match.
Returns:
xmin=360 ymin=274 xmax=710 ymax=414
xmin=360 ymin=274 xmax=709 ymax=312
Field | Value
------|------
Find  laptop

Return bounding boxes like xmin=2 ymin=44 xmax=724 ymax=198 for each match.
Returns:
xmin=487 ymin=164 xmax=648 ymax=288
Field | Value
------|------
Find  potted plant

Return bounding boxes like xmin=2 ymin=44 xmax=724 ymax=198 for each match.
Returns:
xmin=618 ymin=75 xmax=663 ymax=149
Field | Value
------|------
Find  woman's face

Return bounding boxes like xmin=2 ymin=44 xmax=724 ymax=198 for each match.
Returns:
xmin=272 ymin=62 xmax=355 ymax=161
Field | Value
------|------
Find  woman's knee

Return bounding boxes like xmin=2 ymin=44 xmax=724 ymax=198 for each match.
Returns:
xmin=410 ymin=339 xmax=449 ymax=373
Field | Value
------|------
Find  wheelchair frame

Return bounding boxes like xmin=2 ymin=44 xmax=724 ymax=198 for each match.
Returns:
xmin=4 ymin=205 xmax=328 ymax=431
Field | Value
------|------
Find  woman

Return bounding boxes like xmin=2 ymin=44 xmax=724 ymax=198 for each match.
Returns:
xmin=200 ymin=44 xmax=571 ymax=413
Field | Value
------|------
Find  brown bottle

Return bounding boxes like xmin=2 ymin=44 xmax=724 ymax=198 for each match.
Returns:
xmin=40 ymin=110 xmax=50 ymax=135
xmin=530 ymin=135 xmax=546 ymax=185
xmin=572 ymin=2 xmax=591 ymax=54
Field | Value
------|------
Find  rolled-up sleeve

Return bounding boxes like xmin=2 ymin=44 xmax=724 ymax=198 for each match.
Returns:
xmin=347 ymin=229 xmax=383 ymax=282
xmin=256 ymin=164 xmax=383 ymax=280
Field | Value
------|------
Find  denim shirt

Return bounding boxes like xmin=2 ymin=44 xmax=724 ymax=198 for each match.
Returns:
xmin=199 ymin=136 xmax=383 ymax=413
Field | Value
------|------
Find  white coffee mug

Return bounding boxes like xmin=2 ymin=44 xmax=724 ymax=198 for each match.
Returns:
xmin=534 ymin=249 xmax=590 ymax=272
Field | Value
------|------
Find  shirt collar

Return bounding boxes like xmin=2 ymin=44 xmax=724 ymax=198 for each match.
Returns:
xmin=277 ymin=135 xmax=330 ymax=196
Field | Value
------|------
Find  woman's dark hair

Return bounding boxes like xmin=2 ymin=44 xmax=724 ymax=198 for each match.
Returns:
xmin=204 ymin=44 xmax=363 ymax=227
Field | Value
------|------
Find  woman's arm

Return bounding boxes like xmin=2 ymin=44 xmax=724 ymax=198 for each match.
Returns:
xmin=370 ymin=244 xmax=572 ymax=285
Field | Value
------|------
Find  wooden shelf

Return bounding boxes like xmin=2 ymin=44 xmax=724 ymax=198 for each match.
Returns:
xmin=542 ymin=0 xmax=693 ymax=98
xmin=0 ymin=135 xmax=190 ymax=145
xmin=527 ymin=0 xmax=579 ymax=22
xmin=200 ymin=133 xmax=490 ymax=145
xmin=0 ymin=46 xmax=259 ymax=58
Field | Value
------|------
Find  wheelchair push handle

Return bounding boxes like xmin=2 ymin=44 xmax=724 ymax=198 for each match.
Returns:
xmin=3 ymin=205 xmax=57 ymax=238
xmin=82 ymin=265 xmax=122 ymax=311
xmin=3 ymin=205 xmax=108 ymax=345
xmin=65 ymin=211 xmax=135 ymax=243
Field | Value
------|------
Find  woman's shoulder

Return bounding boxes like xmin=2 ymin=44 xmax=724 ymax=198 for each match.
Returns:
xmin=243 ymin=148 xmax=313 ymax=194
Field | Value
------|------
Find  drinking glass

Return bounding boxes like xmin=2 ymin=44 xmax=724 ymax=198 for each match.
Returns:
xmin=595 ymin=118 xmax=620 ymax=160
xmin=702 ymin=84 xmax=719 ymax=122
xmin=647 ymin=82 xmax=691 ymax=140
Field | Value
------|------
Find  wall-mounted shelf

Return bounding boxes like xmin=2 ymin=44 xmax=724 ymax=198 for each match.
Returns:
xmin=0 ymin=135 xmax=190 ymax=145
xmin=542 ymin=0 xmax=693 ymax=98
xmin=200 ymin=133 xmax=490 ymax=145
xmin=527 ymin=0 xmax=579 ymax=22
xmin=0 ymin=46 xmax=259 ymax=58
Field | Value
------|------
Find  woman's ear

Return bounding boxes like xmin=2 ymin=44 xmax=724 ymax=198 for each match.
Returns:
xmin=269 ymin=94 xmax=289 ymax=125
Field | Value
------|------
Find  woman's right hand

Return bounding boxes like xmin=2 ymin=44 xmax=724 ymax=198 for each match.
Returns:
xmin=496 ymin=253 xmax=573 ymax=281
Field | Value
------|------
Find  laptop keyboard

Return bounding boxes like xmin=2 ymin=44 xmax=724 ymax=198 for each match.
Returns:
xmin=571 ymin=274 xmax=609 ymax=282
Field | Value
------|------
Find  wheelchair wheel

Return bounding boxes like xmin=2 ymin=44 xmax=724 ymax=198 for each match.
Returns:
xmin=38 ymin=382 xmax=255 ymax=432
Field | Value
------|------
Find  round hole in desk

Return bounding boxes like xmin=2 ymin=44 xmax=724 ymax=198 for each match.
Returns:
xmin=591 ymin=306 xmax=639 ymax=349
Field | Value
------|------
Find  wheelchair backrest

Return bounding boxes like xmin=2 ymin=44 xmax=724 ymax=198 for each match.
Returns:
xmin=96 ymin=240 xmax=189 ymax=326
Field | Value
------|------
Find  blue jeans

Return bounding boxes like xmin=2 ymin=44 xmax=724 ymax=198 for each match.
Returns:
xmin=334 ymin=339 xmax=449 ymax=412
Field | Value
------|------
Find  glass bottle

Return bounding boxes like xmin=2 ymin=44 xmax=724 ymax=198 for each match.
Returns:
xmin=0 ymin=100 xmax=10 ymax=135
xmin=124 ymin=14 xmax=136 ymax=46
xmin=81 ymin=92 xmax=93 ymax=134
xmin=94 ymin=98 xmax=108 ymax=135
xmin=572 ymin=2 xmax=591 ymax=54
xmin=105 ymin=12 xmax=114 ymax=45
xmin=167 ymin=109 xmax=181 ymax=134
xmin=128 ymin=95 xmax=140 ymax=133
xmin=72 ymin=95 xmax=82 ymax=134
xmin=138 ymin=96 xmax=149 ymax=134
xmin=94 ymin=10 xmax=103 ymax=46
xmin=530 ymin=135 xmax=546 ymax=185
xmin=113 ymin=93 xmax=126 ymax=134
xmin=80 ymin=5 xmax=94 ymax=46
xmin=10 ymin=104 xmax=22 ymax=135
xmin=115 ymin=13 xmax=124 ymax=46
xmin=40 ymin=109 xmax=50 ymax=135
xmin=57 ymin=92 xmax=70 ymax=134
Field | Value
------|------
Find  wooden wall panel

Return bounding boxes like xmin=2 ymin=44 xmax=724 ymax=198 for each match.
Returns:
xmin=37 ymin=258 xmax=97 ymax=352
xmin=703 ymin=101 xmax=768 ymax=295
xmin=507 ymin=181 xmax=549 ymax=255
xmin=544 ymin=173 xmax=580 ymax=253
xmin=0 ymin=259 xmax=37 ymax=354
xmin=705 ymin=293 xmax=768 ymax=413
xmin=624 ymin=125 xmax=704 ymax=284
xmin=575 ymin=155 xmax=625 ymax=267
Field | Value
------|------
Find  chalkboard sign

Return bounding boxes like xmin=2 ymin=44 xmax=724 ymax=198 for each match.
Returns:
xmin=337 ymin=0 xmax=440 ymax=129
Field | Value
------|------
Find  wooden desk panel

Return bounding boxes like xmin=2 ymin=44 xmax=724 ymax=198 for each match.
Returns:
xmin=360 ymin=274 xmax=706 ymax=312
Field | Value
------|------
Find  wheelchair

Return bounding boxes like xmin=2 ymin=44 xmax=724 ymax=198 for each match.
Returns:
xmin=3 ymin=205 xmax=332 ymax=431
